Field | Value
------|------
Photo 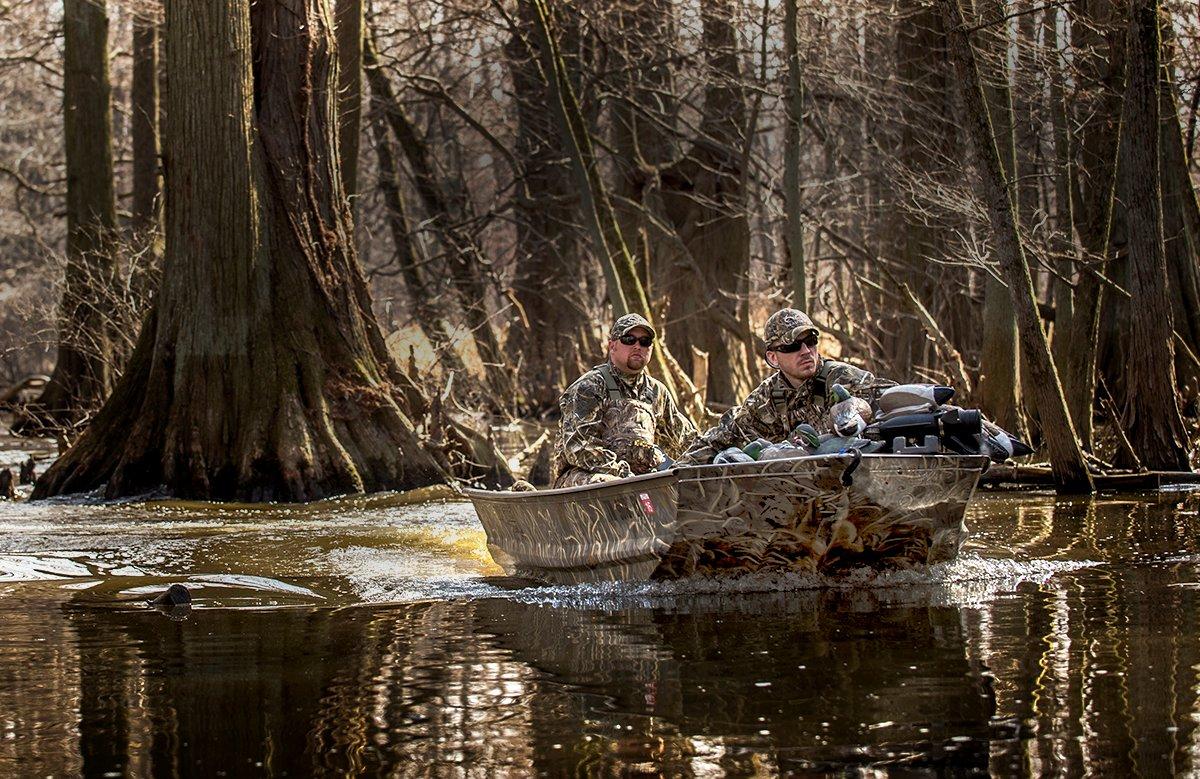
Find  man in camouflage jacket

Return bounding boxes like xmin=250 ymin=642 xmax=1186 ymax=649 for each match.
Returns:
xmin=679 ymin=308 xmax=889 ymax=464
xmin=552 ymin=314 xmax=697 ymax=488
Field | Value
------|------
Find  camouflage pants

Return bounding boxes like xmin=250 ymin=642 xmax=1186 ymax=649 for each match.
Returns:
xmin=553 ymin=468 xmax=623 ymax=489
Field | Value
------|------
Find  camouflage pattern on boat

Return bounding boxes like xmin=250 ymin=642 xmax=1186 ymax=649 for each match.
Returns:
xmin=464 ymin=454 xmax=989 ymax=585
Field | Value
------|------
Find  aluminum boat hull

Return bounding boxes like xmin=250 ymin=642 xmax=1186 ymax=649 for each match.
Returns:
xmin=464 ymin=454 xmax=989 ymax=585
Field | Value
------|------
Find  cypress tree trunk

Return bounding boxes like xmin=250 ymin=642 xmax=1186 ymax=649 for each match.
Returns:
xmin=34 ymin=0 xmax=448 ymax=501
xmin=939 ymin=0 xmax=1093 ymax=492
xmin=1158 ymin=17 xmax=1200 ymax=393
xmin=609 ymin=0 xmax=677 ymax=303
xmin=1046 ymin=7 xmax=1078 ymax=383
xmin=335 ymin=0 xmax=362 ymax=199
xmin=19 ymin=0 xmax=118 ymax=433
xmin=783 ymin=0 xmax=806 ymax=310
xmin=130 ymin=12 xmax=160 ymax=239
xmin=891 ymin=0 xmax=953 ymax=378
xmin=505 ymin=2 xmax=588 ymax=413
xmin=525 ymin=0 xmax=706 ymax=417
xmin=128 ymin=10 xmax=162 ymax=304
xmin=1063 ymin=0 xmax=1124 ymax=450
xmin=660 ymin=0 xmax=752 ymax=407
xmin=1115 ymin=0 xmax=1190 ymax=470
xmin=975 ymin=0 xmax=1023 ymax=435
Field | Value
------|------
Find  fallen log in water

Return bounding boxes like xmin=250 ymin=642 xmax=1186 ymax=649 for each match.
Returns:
xmin=982 ymin=464 xmax=1200 ymax=490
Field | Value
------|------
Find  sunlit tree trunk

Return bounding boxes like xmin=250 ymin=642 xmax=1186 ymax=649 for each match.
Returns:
xmin=940 ymin=0 xmax=1093 ymax=492
xmin=1115 ymin=0 xmax=1189 ymax=470
xmin=34 ymin=0 xmax=448 ymax=501
xmin=19 ymin=0 xmax=118 ymax=433
xmin=974 ymin=0 xmax=1022 ymax=435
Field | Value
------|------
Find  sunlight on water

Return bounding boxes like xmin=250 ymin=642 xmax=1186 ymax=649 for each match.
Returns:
xmin=0 ymin=488 xmax=1180 ymax=610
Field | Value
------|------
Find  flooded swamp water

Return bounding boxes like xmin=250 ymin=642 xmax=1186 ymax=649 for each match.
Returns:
xmin=1 ymin=486 xmax=1199 ymax=776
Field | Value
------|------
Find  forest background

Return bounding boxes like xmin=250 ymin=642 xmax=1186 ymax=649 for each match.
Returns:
xmin=1 ymin=0 xmax=1198 ymax=498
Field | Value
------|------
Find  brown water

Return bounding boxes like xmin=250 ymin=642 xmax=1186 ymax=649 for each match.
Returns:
xmin=1 ymin=488 xmax=1199 ymax=776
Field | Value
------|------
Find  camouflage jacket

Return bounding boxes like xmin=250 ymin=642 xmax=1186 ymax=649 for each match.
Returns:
xmin=553 ymin=363 xmax=697 ymax=483
xmin=680 ymin=359 xmax=885 ymax=464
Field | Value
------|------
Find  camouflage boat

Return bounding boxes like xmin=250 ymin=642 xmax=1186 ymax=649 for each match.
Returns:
xmin=465 ymin=453 xmax=990 ymax=585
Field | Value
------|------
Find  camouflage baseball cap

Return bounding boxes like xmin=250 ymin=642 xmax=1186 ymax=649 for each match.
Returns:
xmin=609 ymin=313 xmax=657 ymax=340
xmin=762 ymin=308 xmax=819 ymax=349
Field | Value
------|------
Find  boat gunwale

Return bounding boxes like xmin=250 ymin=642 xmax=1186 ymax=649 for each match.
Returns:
xmin=463 ymin=453 xmax=991 ymax=502
xmin=462 ymin=468 xmax=677 ymax=502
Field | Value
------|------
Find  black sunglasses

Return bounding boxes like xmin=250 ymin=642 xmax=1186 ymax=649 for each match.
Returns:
xmin=773 ymin=333 xmax=819 ymax=353
xmin=618 ymin=334 xmax=655 ymax=347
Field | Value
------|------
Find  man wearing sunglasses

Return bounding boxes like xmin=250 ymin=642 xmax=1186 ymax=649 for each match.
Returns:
xmin=552 ymin=313 xmax=697 ymax=488
xmin=679 ymin=308 xmax=884 ymax=464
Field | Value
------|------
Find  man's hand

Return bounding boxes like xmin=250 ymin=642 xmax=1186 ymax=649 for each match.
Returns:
xmin=627 ymin=440 xmax=666 ymax=473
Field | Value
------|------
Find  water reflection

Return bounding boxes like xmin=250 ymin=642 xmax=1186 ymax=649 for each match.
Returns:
xmin=57 ymin=592 xmax=992 ymax=776
xmin=2 ymin=491 xmax=1200 ymax=775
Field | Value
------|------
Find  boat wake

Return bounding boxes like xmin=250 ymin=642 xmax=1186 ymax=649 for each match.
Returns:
xmin=340 ymin=553 xmax=1103 ymax=611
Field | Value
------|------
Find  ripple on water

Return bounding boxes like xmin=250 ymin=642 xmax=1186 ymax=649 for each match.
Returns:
xmin=0 ymin=490 xmax=1107 ymax=610
xmin=341 ymin=552 xmax=1103 ymax=611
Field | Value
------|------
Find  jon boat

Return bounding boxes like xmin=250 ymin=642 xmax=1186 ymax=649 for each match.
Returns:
xmin=464 ymin=453 xmax=990 ymax=585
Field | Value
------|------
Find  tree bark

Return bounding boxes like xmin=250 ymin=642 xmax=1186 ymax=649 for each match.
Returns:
xmin=526 ymin=0 xmax=635 ymax=317
xmin=1062 ymin=0 xmax=1125 ymax=450
xmin=659 ymin=0 xmax=753 ymax=407
xmin=974 ymin=0 xmax=1023 ymax=436
xmin=939 ymin=0 xmax=1093 ymax=492
xmin=1114 ymin=0 xmax=1190 ymax=470
xmin=1046 ymin=7 xmax=1077 ymax=383
xmin=131 ymin=12 xmax=160 ymax=238
xmin=17 ymin=0 xmax=118 ymax=433
xmin=783 ymin=0 xmax=806 ymax=310
xmin=335 ymin=0 xmax=362 ymax=199
xmin=1158 ymin=16 xmax=1200 ymax=394
xmin=34 ymin=0 xmax=453 ymax=501
xmin=891 ymin=0 xmax=954 ymax=378
xmin=523 ymin=0 xmax=708 ymax=417
xmin=127 ymin=10 xmax=162 ymax=306
xmin=609 ymin=0 xmax=677 ymax=304
xmin=505 ymin=2 xmax=588 ymax=413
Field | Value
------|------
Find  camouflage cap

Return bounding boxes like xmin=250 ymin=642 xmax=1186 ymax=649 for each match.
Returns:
xmin=609 ymin=313 xmax=657 ymax=340
xmin=762 ymin=308 xmax=819 ymax=349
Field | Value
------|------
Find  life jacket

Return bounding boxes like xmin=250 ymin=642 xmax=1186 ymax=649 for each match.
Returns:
xmin=594 ymin=363 xmax=658 ymax=471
